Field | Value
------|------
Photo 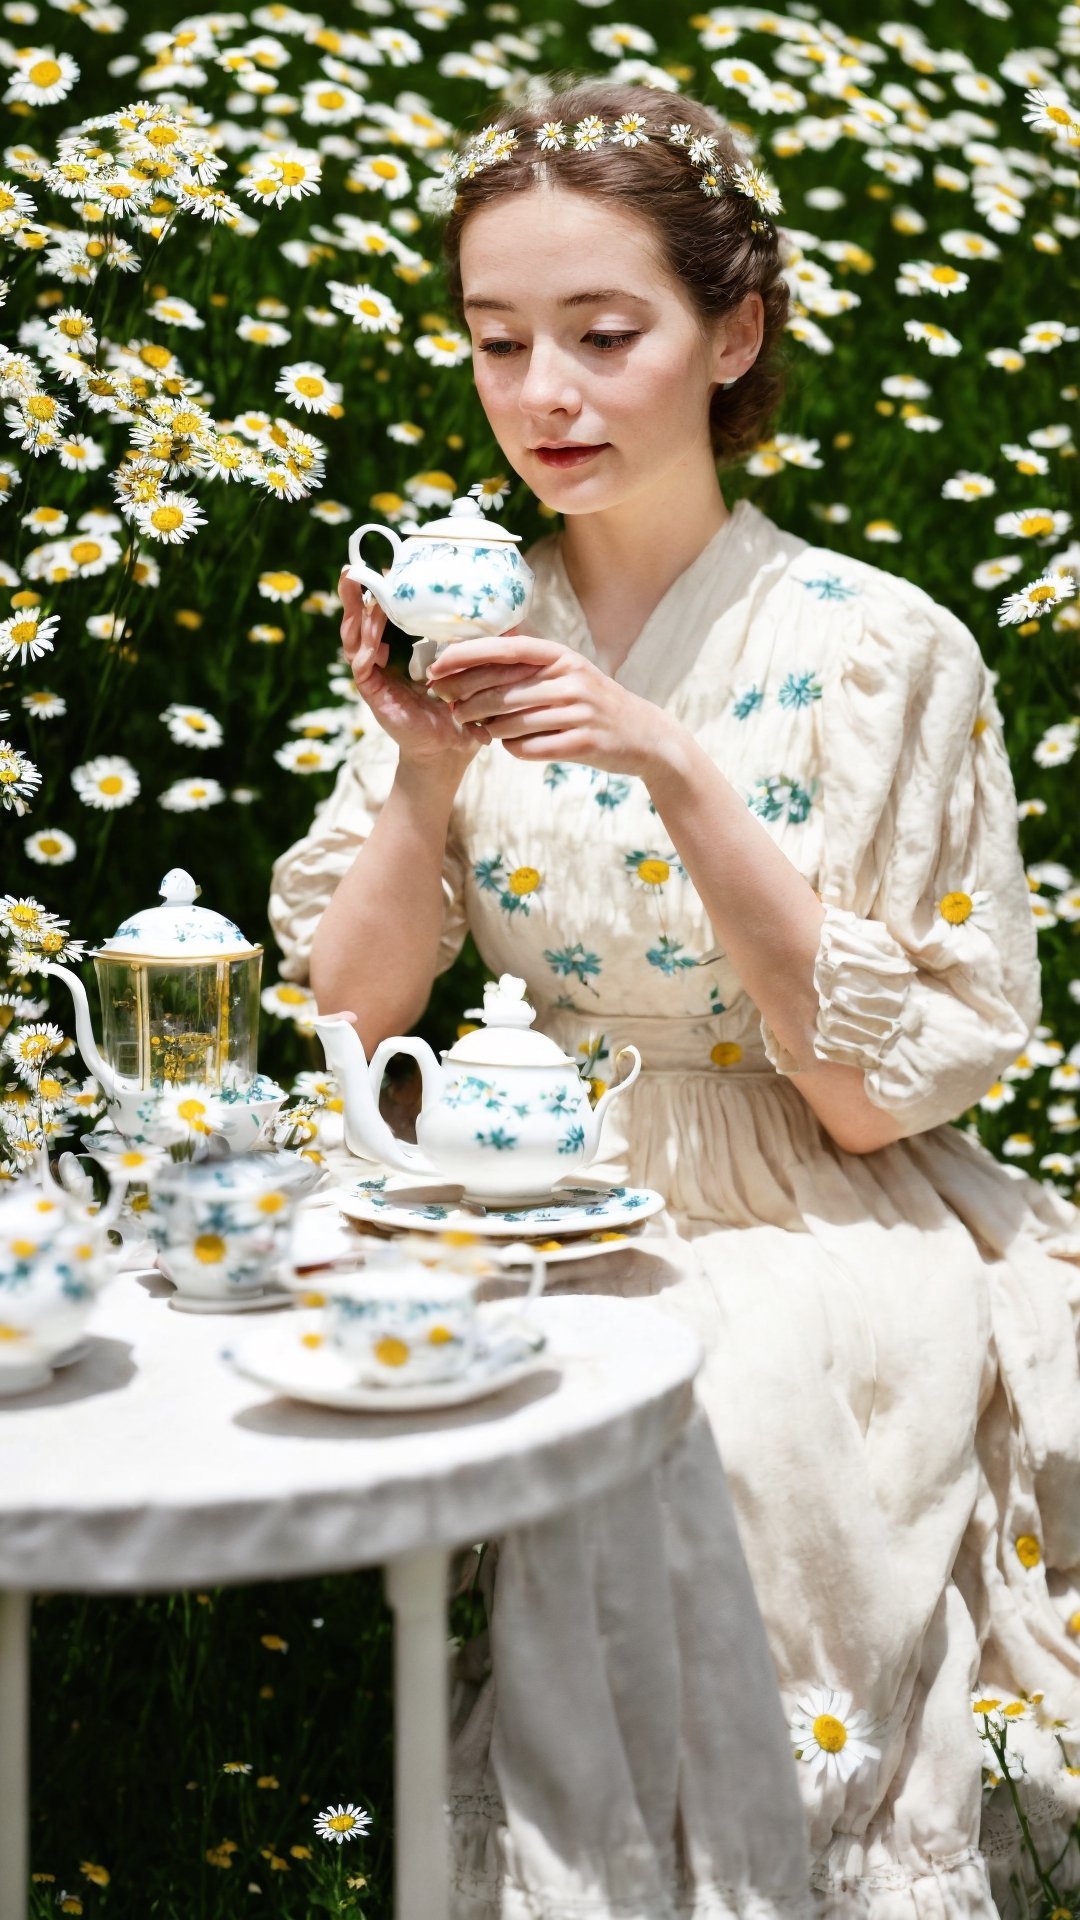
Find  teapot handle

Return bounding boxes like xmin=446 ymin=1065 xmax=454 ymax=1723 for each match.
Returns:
xmin=347 ymin=523 xmax=401 ymax=611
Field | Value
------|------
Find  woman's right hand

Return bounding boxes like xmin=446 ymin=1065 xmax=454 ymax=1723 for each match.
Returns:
xmin=338 ymin=569 xmax=489 ymax=768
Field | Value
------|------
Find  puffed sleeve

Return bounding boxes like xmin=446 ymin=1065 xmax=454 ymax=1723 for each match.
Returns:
xmin=267 ymin=696 xmax=470 ymax=985
xmin=760 ymin=582 xmax=1040 ymax=1137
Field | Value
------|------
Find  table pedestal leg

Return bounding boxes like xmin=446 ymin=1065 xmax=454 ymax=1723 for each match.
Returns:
xmin=0 ymin=1590 xmax=30 ymax=1920
xmin=384 ymin=1548 xmax=450 ymax=1920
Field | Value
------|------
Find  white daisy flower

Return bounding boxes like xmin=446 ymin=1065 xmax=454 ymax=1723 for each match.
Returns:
xmin=274 ymin=738 xmax=344 ymax=774
xmin=712 ymin=55 xmax=769 ymax=96
xmin=789 ymin=1686 xmax=880 ymax=1785
xmin=258 ymin=570 xmax=304 ymax=603
xmin=387 ymin=422 xmax=424 ymax=445
xmin=404 ymin=470 xmax=456 ymax=508
xmin=236 ymin=315 xmax=291 ymax=348
xmin=994 ymin=507 xmax=1072 ymax=543
xmin=863 ymin=520 xmax=903 ymax=543
xmin=896 ymin=259 xmax=970 ymax=297
xmin=1022 ymin=87 xmax=1080 ymax=144
xmin=66 ymin=532 xmax=120 ymax=576
xmin=903 ymin=319 xmax=962 ymax=356
xmin=573 ymin=115 xmax=607 ymax=153
xmin=275 ymin=361 xmax=342 ymax=415
xmin=71 ymin=754 xmax=140 ymax=810
xmin=0 ymin=740 xmax=41 ymax=814
xmin=414 ymin=330 xmax=471 ymax=368
xmin=998 ymin=572 xmax=1076 ymax=626
xmin=1000 ymin=443 xmax=1050 ymax=478
xmin=56 ymin=435 xmax=105 ymax=474
xmin=159 ymin=776 xmax=225 ymax=811
xmin=134 ymin=493 xmax=207 ymax=544
xmin=940 ymin=229 xmax=1001 ymax=262
xmin=86 ymin=614 xmax=126 ymax=642
xmin=348 ymin=153 xmax=412 ymax=199
xmin=310 ymin=499 xmax=351 ymax=524
xmin=327 ymin=282 xmax=402 ymax=335
xmin=248 ymin=623 xmax=285 ymax=645
xmin=46 ymin=306 xmax=96 ymax=355
xmin=1033 ymin=723 xmax=1078 ymax=769
xmin=21 ymin=690 xmax=65 ymax=719
xmin=24 ymin=826 xmax=75 ymax=865
xmin=313 ymin=1803 xmax=372 ymax=1844
xmin=0 ymin=609 xmax=59 ymax=667
xmin=589 ymin=23 xmax=656 ymax=56
xmin=468 ymin=475 xmax=510 ymax=511
xmin=937 ymin=889 xmax=993 ymax=934
xmin=146 ymin=294 xmax=204 ymax=330
xmin=1002 ymin=1133 xmax=1035 ymax=1158
xmin=979 ymin=1080 xmax=1016 ymax=1112
xmin=262 ymin=979 xmax=318 ymax=1021
xmin=301 ymin=79 xmax=366 ymax=124
xmin=5 ymin=48 xmax=79 ymax=107
xmin=942 ymin=472 xmax=996 ymax=502
xmin=536 ymin=120 xmax=567 ymax=151
xmin=20 ymin=510 xmax=65 ymax=542
xmin=1019 ymin=320 xmax=1079 ymax=355
xmin=974 ymin=556 xmax=1023 ymax=589
xmin=160 ymin=703 xmax=223 ymax=750
xmin=1054 ymin=890 xmax=1080 ymax=926
xmin=986 ymin=347 xmax=1025 ymax=372
xmin=241 ymin=148 xmax=322 ymax=207
xmin=3 ymin=1019 xmax=66 ymax=1084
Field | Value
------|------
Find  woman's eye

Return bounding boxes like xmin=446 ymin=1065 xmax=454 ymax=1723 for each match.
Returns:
xmin=477 ymin=331 xmax=639 ymax=356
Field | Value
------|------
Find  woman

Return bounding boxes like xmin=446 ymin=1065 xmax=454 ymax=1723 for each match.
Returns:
xmin=271 ymin=82 xmax=1080 ymax=1920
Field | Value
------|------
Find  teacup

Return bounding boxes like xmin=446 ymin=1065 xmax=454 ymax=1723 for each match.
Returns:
xmin=326 ymin=1265 xmax=479 ymax=1386
xmin=147 ymin=1154 xmax=303 ymax=1301
xmin=0 ymin=1184 xmax=116 ymax=1392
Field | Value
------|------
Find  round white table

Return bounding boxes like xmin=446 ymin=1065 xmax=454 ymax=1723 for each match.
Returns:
xmin=0 ymin=1265 xmax=701 ymax=1920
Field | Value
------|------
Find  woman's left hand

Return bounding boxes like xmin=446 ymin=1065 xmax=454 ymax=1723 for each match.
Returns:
xmin=426 ymin=634 xmax=671 ymax=777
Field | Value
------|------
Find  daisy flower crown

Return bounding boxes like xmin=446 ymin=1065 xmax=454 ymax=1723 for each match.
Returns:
xmin=436 ymin=112 xmax=783 ymax=236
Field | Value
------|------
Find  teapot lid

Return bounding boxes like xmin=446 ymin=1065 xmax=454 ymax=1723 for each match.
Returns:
xmin=95 ymin=869 xmax=261 ymax=962
xmin=445 ymin=974 xmax=576 ymax=1068
xmin=409 ymin=495 xmax=522 ymax=545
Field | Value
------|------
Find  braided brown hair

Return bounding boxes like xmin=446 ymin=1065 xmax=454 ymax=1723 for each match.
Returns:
xmin=440 ymin=77 xmax=790 ymax=468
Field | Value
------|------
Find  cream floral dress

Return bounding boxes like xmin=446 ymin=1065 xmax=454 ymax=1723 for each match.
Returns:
xmin=271 ymin=498 xmax=1080 ymax=1920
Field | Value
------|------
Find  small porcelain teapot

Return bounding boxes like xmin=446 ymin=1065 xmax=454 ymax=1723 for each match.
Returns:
xmin=314 ymin=975 xmax=641 ymax=1205
xmin=347 ymin=495 xmax=534 ymax=681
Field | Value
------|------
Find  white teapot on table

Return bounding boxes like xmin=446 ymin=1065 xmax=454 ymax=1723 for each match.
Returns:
xmin=314 ymin=975 xmax=641 ymax=1206
xmin=346 ymin=495 xmax=535 ymax=681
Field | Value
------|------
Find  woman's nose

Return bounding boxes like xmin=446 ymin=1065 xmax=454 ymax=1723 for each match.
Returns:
xmin=517 ymin=343 xmax=581 ymax=420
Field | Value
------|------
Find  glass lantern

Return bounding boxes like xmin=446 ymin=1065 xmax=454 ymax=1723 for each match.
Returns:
xmin=92 ymin=869 xmax=263 ymax=1092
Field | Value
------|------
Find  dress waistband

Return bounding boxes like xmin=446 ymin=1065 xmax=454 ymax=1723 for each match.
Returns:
xmin=538 ymin=1004 xmax=784 ymax=1081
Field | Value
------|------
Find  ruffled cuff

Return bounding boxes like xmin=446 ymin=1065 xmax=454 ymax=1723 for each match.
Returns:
xmin=760 ymin=905 xmax=915 ymax=1078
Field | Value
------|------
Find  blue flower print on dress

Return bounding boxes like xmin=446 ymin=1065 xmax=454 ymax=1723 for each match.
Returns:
xmin=543 ymin=763 xmax=571 ymax=789
xmin=545 ymin=944 xmax=602 ymax=990
xmin=748 ymin=774 xmax=816 ymax=825
xmin=472 ymin=853 xmax=544 ymax=916
xmin=590 ymin=770 xmax=632 ymax=809
xmin=647 ymin=935 xmax=699 ymax=975
xmin=794 ymin=571 xmax=861 ymax=602
xmin=778 ymin=671 xmax=822 ymax=710
xmin=732 ymin=684 xmax=764 ymax=721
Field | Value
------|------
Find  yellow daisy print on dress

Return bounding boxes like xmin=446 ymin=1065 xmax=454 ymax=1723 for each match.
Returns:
xmin=473 ymin=853 xmax=544 ymax=917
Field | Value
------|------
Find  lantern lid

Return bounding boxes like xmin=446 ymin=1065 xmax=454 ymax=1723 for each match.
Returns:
xmin=408 ymin=496 xmax=522 ymax=544
xmin=95 ymin=869 xmax=260 ymax=963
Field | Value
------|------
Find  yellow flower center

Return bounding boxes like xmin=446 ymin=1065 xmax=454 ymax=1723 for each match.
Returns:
xmin=939 ymin=891 xmax=973 ymax=925
xmin=36 ymin=836 xmax=63 ymax=856
xmin=508 ymin=866 xmax=541 ymax=896
xmin=9 ymin=619 xmax=39 ymax=647
xmin=57 ymin=315 xmax=88 ymax=337
xmin=1015 ymin=1534 xmax=1041 ymax=1568
xmin=710 ymin=1042 xmax=743 ymax=1069
xmin=636 ymin=857 xmax=670 ymax=886
xmin=0 ymin=1325 xmax=25 ymax=1342
xmin=97 ymin=775 xmax=124 ymax=796
xmin=10 ymin=1239 xmax=38 ymax=1258
xmin=177 ymin=1097 xmax=209 ymax=1123
xmin=256 ymin=1192 xmax=285 ymax=1214
xmin=317 ymin=89 xmax=346 ymax=109
xmin=151 ymin=505 xmax=184 ymax=532
xmin=359 ymin=298 xmax=382 ymax=316
xmin=300 ymin=1331 xmax=323 ymax=1348
xmin=28 ymin=58 xmax=62 ymax=87
xmin=327 ymin=1813 xmax=357 ymax=1832
xmin=70 ymin=540 xmax=102 ymax=565
xmin=294 ymin=375 xmax=324 ymax=398
xmin=27 ymin=394 xmax=57 ymax=421
xmin=811 ymin=1713 xmax=848 ymax=1753
xmin=374 ymin=1335 xmax=410 ymax=1368
xmin=1020 ymin=514 xmax=1053 ymax=536
xmin=139 ymin=343 xmax=172 ymax=369
xmin=194 ymin=1233 xmax=226 ymax=1264
xmin=428 ymin=1324 xmax=454 ymax=1345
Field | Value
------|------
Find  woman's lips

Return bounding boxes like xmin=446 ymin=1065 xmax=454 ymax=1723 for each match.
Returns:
xmin=533 ymin=444 xmax=608 ymax=468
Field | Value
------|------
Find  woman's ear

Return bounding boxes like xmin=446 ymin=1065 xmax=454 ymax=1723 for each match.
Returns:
xmin=712 ymin=291 xmax=765 ymax=388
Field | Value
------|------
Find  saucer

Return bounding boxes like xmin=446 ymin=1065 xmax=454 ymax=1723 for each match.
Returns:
xmin=167 ymin=1285 xmax=294 ymax=1315
xmin=489 ymin=1229 xmax=647 ymax=1269
xmin=224 ymin=1305 xmax=549 ymax=1411
xmin=332 ymin=1178 xmax=665 ymax=1241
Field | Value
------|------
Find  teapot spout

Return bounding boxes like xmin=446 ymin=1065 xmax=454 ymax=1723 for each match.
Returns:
xmin=40 ymin=962 xmax=121 ymax=1103
xmin=313 ymin=1012 xmax=438 ymax=1178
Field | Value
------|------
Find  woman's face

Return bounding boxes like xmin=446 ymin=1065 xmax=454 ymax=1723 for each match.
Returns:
xmin=459 ymin=183 xmax=745 ymax=515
